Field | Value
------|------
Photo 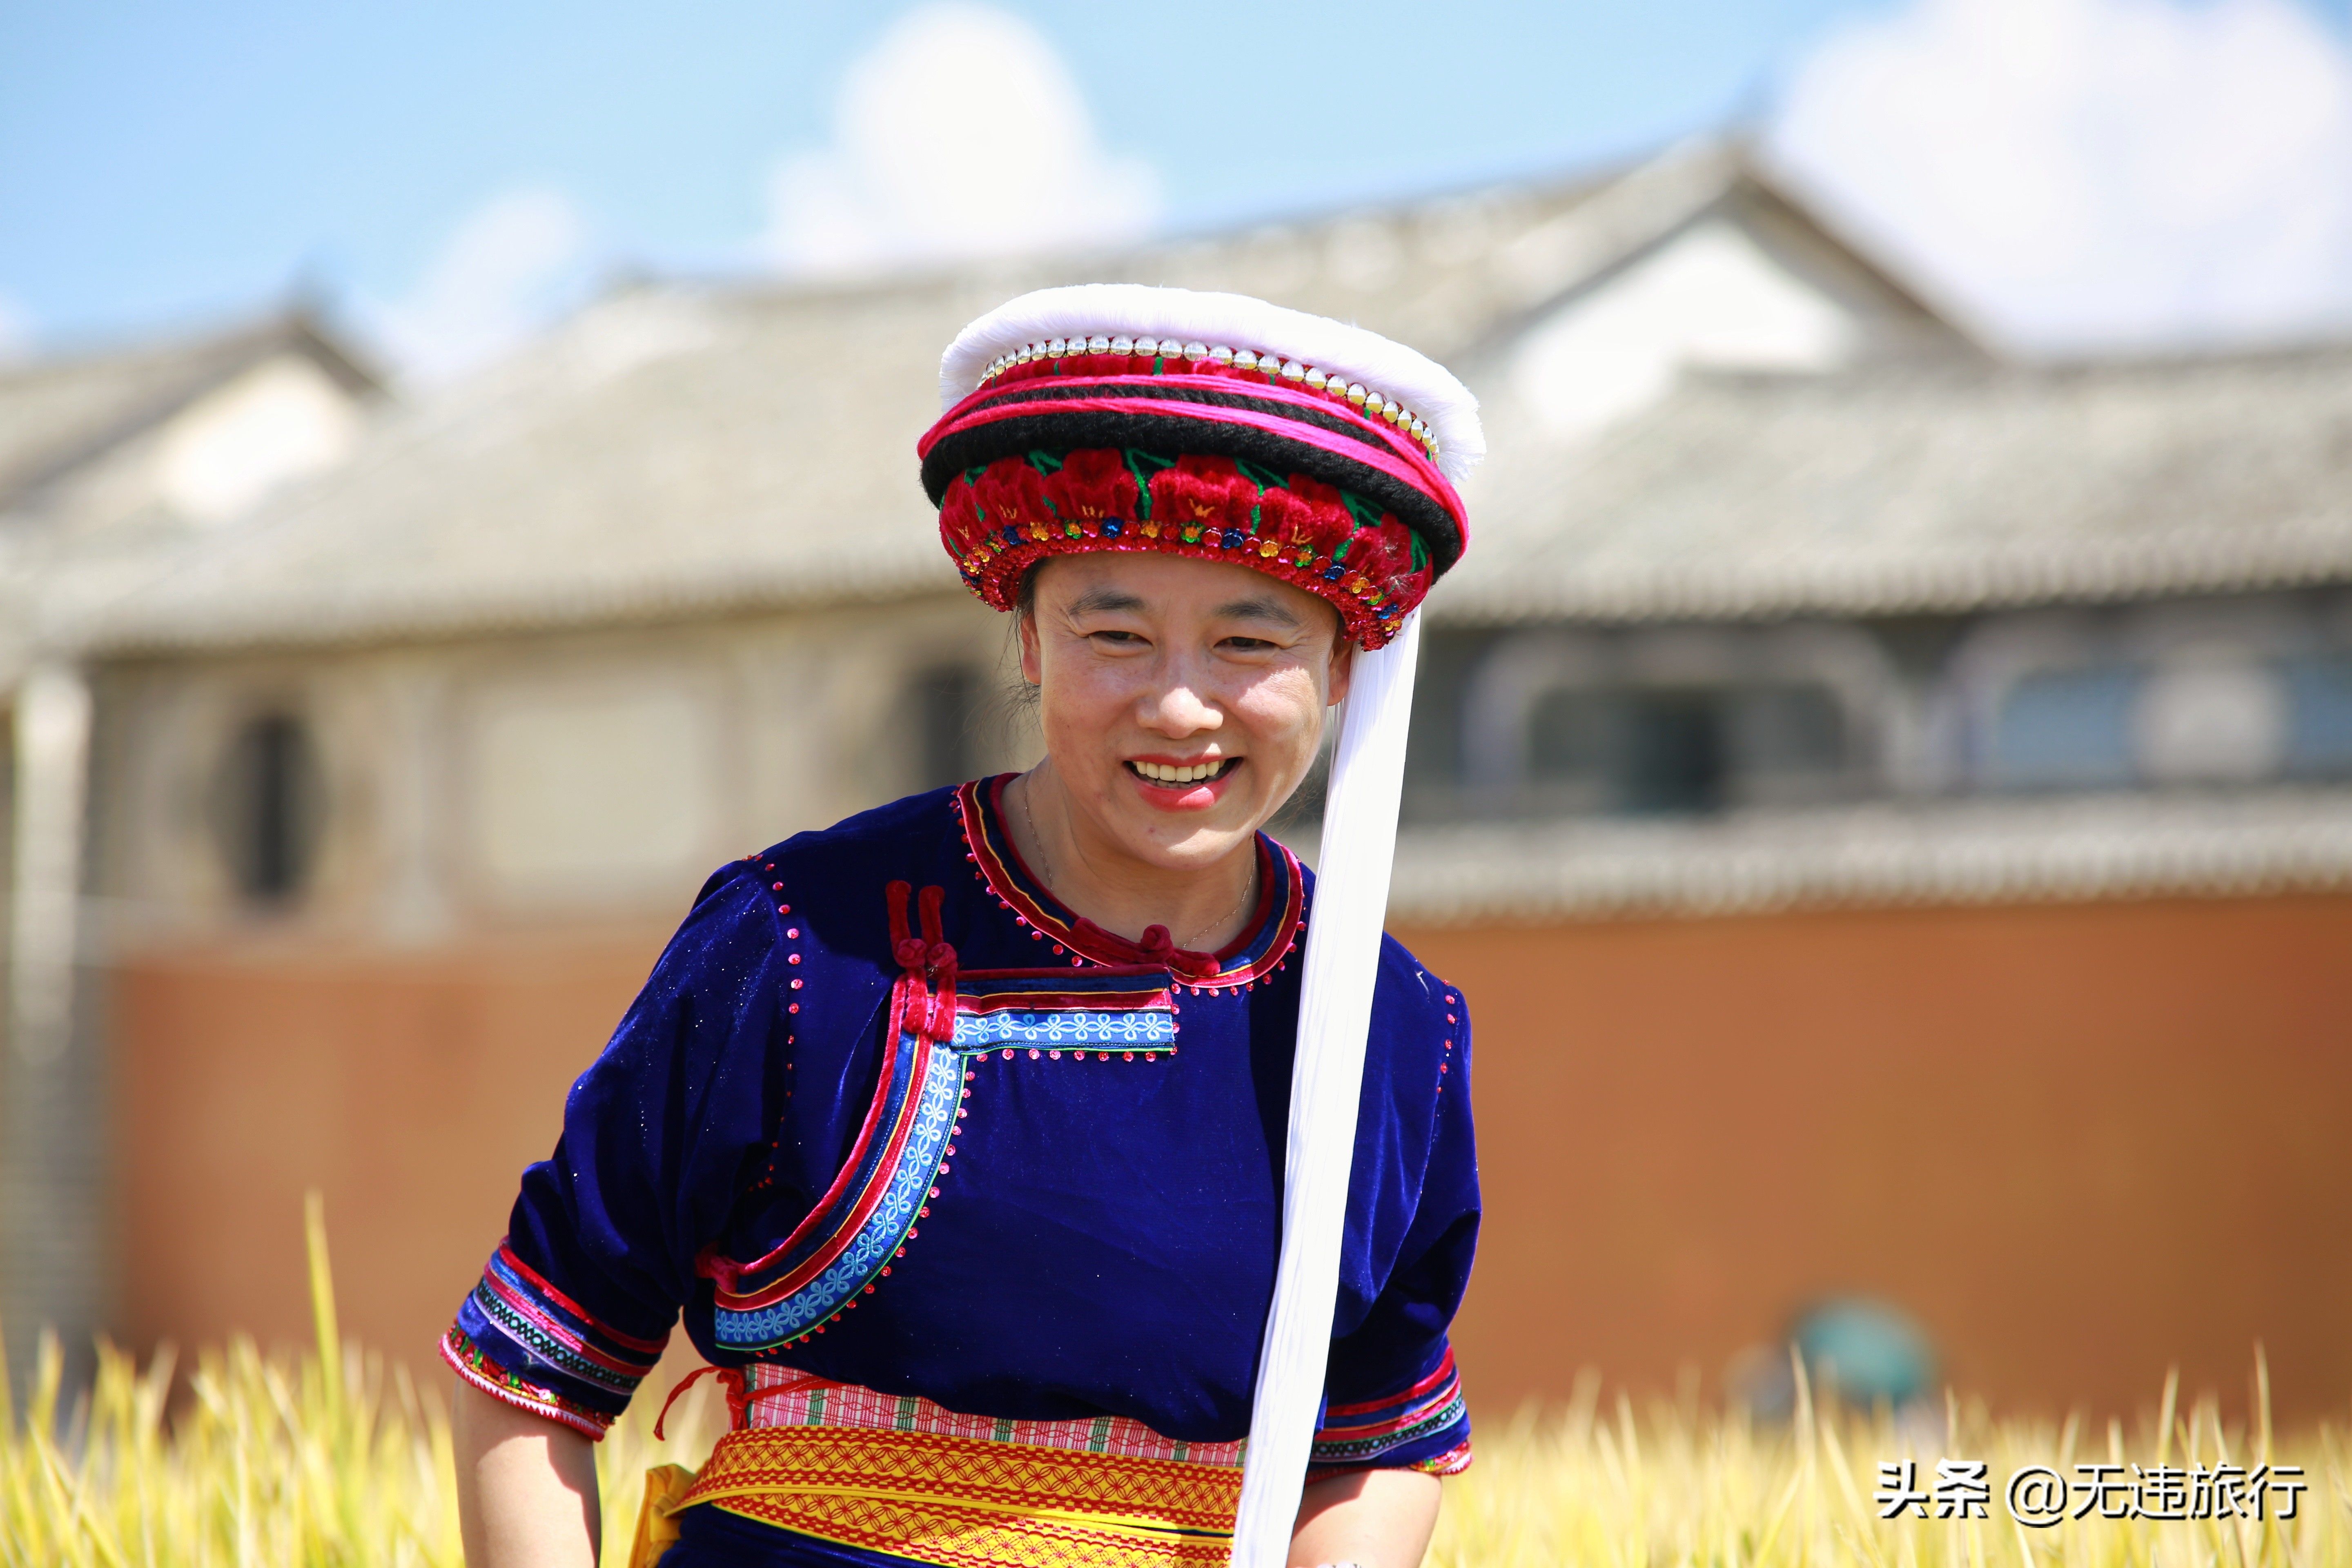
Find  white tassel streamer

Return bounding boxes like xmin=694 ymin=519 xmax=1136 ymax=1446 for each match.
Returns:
xmin=1227 ymin=609 xmax=1424 ymax=1568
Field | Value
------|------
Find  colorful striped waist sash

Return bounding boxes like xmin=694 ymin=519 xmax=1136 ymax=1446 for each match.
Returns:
xmin=631 ymin=1368 xmax=1244 ymax=1568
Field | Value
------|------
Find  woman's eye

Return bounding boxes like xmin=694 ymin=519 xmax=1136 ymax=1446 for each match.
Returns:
xmin=1221 ymin=636 xmax=1276 ymax=652
xmin=1089 ymin=629 xmax=1146 ymax=646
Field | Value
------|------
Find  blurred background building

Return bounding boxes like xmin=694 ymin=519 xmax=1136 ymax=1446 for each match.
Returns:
xmin=6 ymin=0 xmax=2352 ymax=1426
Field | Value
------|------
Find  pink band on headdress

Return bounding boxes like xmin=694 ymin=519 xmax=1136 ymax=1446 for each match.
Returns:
xmin=922 ymin=374 xmax=1469 ymax=540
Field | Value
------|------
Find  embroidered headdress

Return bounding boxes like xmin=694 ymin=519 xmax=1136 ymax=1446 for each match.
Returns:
xmin=920 ymin=284 xmax=1481 ymax=648
xmin=922 ymin=287 xmax=1484 ymax=1568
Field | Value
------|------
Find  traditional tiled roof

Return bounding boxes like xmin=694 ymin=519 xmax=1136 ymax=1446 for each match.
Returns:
xmin=1383 ymin=788 xmax=2352 ymax=923
xmin=0 ymin=313 xmax=375 ymax=512
xmin=46 ymin=139 xmax=2352 ymax=660
xmin=1444 ymin=343 xmax=2352 ymax=625
xmin=59 ymin=139 xmax=1960 ymax=656
xmin=60 ymin=282 xmax=973 ymax=655
xmin=0 ymin=312 xmax=381 ymax=682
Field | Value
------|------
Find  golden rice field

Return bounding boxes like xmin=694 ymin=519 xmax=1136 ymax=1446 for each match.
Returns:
xmin=2 ymin=1201 xmax=2343 ymax=1567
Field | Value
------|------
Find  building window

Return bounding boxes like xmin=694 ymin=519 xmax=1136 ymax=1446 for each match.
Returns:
xmin=1731 ymin=683 xmax=1847 ymax=783
xmin=2133 ymin=653 xmax=2288 ymax=783
xmin=1618 ymin=689 xmax=1727 ymax=815
xmin=1525 ymin=687 xmax=1618 ymax=807
xmin=1988 ymin=665 xmax=2140 ymax=789
xmin=1989 ymin=651 xmax=2317 ymax=789
xmin=1527 ymin=682 xmax=1845 ymax=815
xmin=214 ymin=712 xmax=322 ymax=904
xmin=2285 ymin=653 xmax=2352 ymax=776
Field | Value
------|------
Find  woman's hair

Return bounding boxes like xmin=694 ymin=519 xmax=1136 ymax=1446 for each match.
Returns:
xmin=1002 ymin=563 xmax=1045 ymax=722
xmin=1013 ymin=559 xmax=1042 ymax=628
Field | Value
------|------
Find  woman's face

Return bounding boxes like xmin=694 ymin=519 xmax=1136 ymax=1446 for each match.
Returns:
xmin=1019 ymin=552 xmax=1354 ymax=873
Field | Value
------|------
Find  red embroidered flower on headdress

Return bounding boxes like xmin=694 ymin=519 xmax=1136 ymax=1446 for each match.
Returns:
xmin=1339 ymin=519 xmax=1418 ymax=596
xmin=1145 ymin=454 xmax=1257 ymax=543
xmin=1256 ymin=474 xmax=1341 ymax=561
xmin=967 ymin=458 xmax=1055 ymax=541
xmin=1055 ymin=449 xmax=1139 ymax=526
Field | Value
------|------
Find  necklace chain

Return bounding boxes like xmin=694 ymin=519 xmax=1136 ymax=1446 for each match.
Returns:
xmin=1181 ymin=863 xmax=1258 ymax=952
xmin=1019 ymin=774 xmax=1257 ymax=954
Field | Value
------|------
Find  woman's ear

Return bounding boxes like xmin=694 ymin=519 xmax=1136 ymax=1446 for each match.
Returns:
xmin=1326 ymin=636 xmax=1356 ymax=706
xmin=1017 ymin=601 xmax=1045 ymax=687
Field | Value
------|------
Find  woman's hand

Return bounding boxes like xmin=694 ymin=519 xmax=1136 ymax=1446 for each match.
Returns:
xmin=453 ymin=1381 xmax=602 ymax=1568
xmin=1290 ymin=1466 xmax=1442 ymax=1568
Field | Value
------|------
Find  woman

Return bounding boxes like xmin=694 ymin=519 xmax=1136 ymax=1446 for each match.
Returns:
xmin=446 ymin=287 xmax=1483 ymax=1568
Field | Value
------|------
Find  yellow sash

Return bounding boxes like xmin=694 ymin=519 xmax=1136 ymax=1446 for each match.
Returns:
xmin=630 ymin=1425 xmax=1240 ymax=1568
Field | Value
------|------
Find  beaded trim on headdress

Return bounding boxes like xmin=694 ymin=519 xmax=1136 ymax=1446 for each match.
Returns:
xmin=975 ymin=337 xmax=1444 ymax=464
xmin=918 ymin=287 xmax=1481 ymax=650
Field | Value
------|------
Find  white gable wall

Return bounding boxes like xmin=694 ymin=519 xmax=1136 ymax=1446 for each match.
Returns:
xmin=1508 ymin=217 xmax=1863 ymax=440
xmin=155 ymin=354 xmax=363 ymax=524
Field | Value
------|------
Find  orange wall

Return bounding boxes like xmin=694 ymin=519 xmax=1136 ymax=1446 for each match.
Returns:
xmin=1397 ymin=895 xmax=2352 ymax=1425
xmin=114 ymin=927 xmax=672 ymax=1375
xmin=115 ymin=895 xmax=2352 ymax=1424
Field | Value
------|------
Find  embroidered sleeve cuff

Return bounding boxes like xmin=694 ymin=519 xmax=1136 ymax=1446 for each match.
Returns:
xmin=1308 ymin=1346 xmax=1472 ymax=1477
xmin=442 ymin=1240 xmax=670 ymax=1440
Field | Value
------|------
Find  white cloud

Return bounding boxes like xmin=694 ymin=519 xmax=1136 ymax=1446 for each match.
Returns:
xmin=0 ymin=291 xmax=34 ymax=363
xmin=368 ymin=187 xmax=593 ymax=383
xmin=1766 ymin=0 xmax=2352 ymax=352
xmin=761 ymin=3 xmax=1161 ymax=274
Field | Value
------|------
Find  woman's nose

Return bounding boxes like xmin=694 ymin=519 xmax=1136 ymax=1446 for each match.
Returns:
xmin=1139 ymin=679 xmax=1221 ymax=734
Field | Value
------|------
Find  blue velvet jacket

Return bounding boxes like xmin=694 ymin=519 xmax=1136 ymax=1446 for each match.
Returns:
xmin=444 ymin=779 xmax=1479 ymax=1559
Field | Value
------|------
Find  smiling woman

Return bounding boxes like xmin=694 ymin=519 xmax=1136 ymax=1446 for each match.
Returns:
xmin=1002 ymin=551 xmax=1351 ymax=956
xmin=445 ymin=286 xmax=1486 ymax=1568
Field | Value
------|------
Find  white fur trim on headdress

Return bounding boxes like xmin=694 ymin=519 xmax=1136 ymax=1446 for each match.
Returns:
xmin=939 ymin=284 xmax=1485 ymax=484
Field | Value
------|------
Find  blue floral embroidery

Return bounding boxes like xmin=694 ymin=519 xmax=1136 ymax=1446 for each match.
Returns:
xmin=712 ymin=1039 xmax=962 ymax=1350
xmin=954 ymin=1009 xmax=1177 ymax=1048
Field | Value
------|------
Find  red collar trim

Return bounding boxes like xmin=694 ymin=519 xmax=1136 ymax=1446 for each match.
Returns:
xmin=954 ymin=775 xmax=1303 ymax=989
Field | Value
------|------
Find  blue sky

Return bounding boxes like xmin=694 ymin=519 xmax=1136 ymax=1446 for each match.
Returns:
xmin=0 ymin=2 xmax=1927 ymax=344
xmin=4 ymin=0 xmax=2350 ymax=365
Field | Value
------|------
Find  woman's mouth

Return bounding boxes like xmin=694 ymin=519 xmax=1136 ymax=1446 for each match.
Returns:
xmin=1126 ymin=758 xmax=1241 ymax=785
xmin=1124 ymin=757 xmax=1243 ymax=809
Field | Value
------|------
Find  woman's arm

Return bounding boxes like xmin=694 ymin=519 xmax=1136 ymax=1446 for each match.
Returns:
xmin=453 ymin=1381 xmax=603 ymax=1568
xmin=1290 ymin=1467 xmax=1442 ymax=1568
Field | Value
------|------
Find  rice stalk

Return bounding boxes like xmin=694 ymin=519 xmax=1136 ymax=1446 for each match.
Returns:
xmin=1427 ymin=1379 xmax=2347 ymax=1568
xmin=0 ymin=1205 xmax=2341 ymax=1566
